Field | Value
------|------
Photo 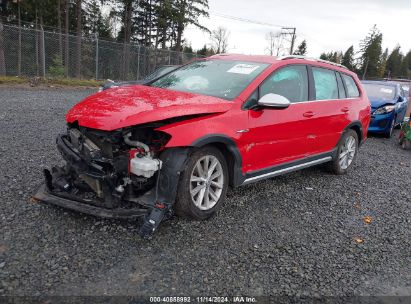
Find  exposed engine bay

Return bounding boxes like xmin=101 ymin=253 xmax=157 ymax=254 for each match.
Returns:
xmin=34 ymin=122 xmax=190 ymax=238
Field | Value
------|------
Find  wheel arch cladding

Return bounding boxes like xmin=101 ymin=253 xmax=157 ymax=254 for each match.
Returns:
xmin=138 ymin=147 xmax=191 ymax=206
xmin=191 ymin=135 xmax=244 ymax=187
xmin=346 ymin=121 xmax=363 ymax=143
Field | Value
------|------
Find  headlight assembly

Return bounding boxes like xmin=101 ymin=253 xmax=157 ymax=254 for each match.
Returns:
xmin=374 ymin=105 xmax=395 ymax=115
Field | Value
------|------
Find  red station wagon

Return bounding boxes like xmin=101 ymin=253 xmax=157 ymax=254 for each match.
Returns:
xmin=35 ymin=54 xmax=371 ymax=237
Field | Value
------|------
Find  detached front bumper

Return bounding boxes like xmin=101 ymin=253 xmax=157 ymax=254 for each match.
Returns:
xmin=34 ymin=132 xmax=191 ymax=237
xmin=33 ymin=182 xmax=149 ymax=220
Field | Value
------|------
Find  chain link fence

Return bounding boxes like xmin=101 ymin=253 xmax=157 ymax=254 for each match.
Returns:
xmin=1 ymin=24 xmax=204 ymax=81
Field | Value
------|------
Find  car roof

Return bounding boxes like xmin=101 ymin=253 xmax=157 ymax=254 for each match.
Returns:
xmin=207 ymin=54 xmax=353 ymax=74
xmin=208 ymin=53 xmax=280 ymax=64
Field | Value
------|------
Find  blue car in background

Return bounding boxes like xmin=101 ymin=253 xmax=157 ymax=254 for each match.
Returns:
xmin=362 ymin=81 xmax=409 ymax=138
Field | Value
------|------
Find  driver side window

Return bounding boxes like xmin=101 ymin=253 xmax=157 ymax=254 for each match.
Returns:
xmin=260 ymin=65 xmax=309 ymax=103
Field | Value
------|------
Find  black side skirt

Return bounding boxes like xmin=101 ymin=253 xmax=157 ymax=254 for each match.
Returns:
xmin=240 ymin=150 xmax=336 ymax=186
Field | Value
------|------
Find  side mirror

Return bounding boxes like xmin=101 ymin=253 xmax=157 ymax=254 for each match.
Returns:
xmin=398 ymin=96 xmax=404 ymax=103
xmin=257 ymin=93 xmax=291 ymax=109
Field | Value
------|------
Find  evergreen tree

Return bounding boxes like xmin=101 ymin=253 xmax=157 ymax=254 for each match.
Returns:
xmin=386 ymin=45 xmax=404 ymax=78
xmin=172 ymin=0 xmax=209 ymax=52
xmin=134 ymin=0 xmax=153 ymax=46
xmin=84 ymin=0 xmax=112 ymax=38
xmin=378 ymin=48 xmax=388 ymax=78
xmin=359 ymin=25 xmax=383 ymax=79
xmin=154 ymin=0 xmax=173 ymax=48
xmin=182 ymin=44 xmax=193 ymax=53
xmin=401 ymin=50 xmax=411 ymax=78
xmin=196 ymin=44 xmax=214 ymax=56
xmin=405 ymin=50 xmax=411 ymax=70
xmin=293 ymin=40 xmax=307 ymax=56
xmin=341 ymin=45 xmax=355 ymax=71
xmin=399 ymin=59 xmax=408 ymax=78
xmin=319 ymin=51 xmax=341 ymax=63
xmin=319 ymin=53 xmax=328 ymax=61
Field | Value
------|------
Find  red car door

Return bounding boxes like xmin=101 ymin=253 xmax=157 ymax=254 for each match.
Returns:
xmin=243 ymin=64 xmax=319 ymax=173
xmin=307 ymin=68 xmax=357 ymax=154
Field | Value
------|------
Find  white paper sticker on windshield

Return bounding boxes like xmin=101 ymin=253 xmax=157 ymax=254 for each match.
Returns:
xmin=380 ymin=88 xmax=393 ymax=94
xmin=227 ymin=64 xmax=260 ymax=75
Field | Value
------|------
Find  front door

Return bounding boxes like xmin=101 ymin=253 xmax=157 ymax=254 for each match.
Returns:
xmin=244 ymin=64 xmax=318 ymax=173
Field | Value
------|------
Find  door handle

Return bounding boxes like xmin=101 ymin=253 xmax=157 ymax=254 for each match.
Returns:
xmin=303 ymin=111 xmax=315 ymax=118
xmin=341 ymin=107 xmax=349 ymax=113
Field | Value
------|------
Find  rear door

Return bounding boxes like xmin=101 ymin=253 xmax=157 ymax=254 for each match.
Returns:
xmin=304 ymin=67 xmax=353 ymax=154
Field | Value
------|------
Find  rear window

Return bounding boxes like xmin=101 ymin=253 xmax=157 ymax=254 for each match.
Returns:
xmin=336 ymin=72 xmax=346 ymax=99
xmin=362 ymin=83 xmax=396 ymax=101
xmin=342 ymin=74 xmax=360 ymax=98
xmin=312 ymin=67 xmax=339 ymax=100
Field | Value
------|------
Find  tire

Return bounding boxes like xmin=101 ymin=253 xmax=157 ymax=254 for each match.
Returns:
xmin=385 ymin=118 xmax=395 ymax=138
xmin=328 ymin=129 xmax=358 ymax=175
xmin=174 ymin=146 xmax=229 ymax=220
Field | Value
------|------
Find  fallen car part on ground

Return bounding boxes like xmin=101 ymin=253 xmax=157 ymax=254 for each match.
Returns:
xmin=34 ymin=123 xmax=191 ymax=238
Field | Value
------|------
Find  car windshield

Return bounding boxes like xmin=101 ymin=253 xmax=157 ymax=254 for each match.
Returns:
xmin=150 ymin=60 xmax=269 ymax=100
xmin=145 ymin=66 xmax=177 ymax=81
xmin=363 ymin=83 xmax=396 ymax=101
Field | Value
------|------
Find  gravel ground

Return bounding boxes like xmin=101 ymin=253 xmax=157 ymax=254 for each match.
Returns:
xmin=0 ymin=86 xmax=410 ymax=298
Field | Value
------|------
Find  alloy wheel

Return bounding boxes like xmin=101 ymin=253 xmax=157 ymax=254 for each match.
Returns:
xmin=189 ymin=155 xmax=224 ymax=210
xmin=339 ymin=135 xmax=356 ymax=170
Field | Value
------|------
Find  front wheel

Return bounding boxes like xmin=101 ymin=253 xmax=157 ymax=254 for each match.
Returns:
xmin=328 ymin=129 xmax=358 ymax=175
xmin=174 ymin=146 xmax=229 ymax=220
xmin=385 ymin=118 xmax=395 ymax=138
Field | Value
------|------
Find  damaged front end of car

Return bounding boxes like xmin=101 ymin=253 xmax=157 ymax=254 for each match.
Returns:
xmin=34 ymin=121 xmax=190 ymax=238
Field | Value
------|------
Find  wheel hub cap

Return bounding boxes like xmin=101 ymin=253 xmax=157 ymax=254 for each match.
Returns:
xmin=189 ymin=155 xmax=224 ymax=210
xmin=339 ymin=135 xmax=356 ymax=170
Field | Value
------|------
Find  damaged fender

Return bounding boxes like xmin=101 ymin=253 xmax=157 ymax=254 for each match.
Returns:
xmin=137 ymin=148 xmax=190 ymax=237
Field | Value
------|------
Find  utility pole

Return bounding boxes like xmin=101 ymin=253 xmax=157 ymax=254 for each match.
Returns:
xmin=290 ymin=28 xmax=296 ymax=55
xmin=17 ymin=0 xmax=21 ymax=76
xmin=281 ymin=27 xmax=296 ymax=55
xmin=95 ymin=33 xmax=98 ymax=80
xmin=65 ymin=0 xmax=70 ymax=78
xmin=0 ymin=1 xmax=6 ymax=76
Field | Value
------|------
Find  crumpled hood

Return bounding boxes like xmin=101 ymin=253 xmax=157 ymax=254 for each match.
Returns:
xmin=369 ymin=97 xmax=396 ymax=110
xmin=66 ymin=85 xmax=233 ymax=131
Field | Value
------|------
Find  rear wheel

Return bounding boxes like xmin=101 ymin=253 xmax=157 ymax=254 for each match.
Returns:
xmin=328 ymin=129 xmax=358 ymax=175
xmin=175 ymin=146 xmax=228 ymax=220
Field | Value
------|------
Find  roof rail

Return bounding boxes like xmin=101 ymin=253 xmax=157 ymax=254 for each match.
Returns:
xmin=277 ymin=55 xmax=348 ymax=69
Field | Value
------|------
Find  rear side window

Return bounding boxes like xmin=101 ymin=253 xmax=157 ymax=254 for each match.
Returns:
xmin=260 ymin=65 xmax=309 ymax=103
xmin=336 ymin=72 xmax=346 ymax=99
xmin=342 ymin=74 xmax=360 ymax=98
xmin=312 ymin=67 xmax=338 ymax=100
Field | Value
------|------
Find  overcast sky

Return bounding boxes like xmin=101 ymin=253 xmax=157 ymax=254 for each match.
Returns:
xmin=184 ymin=0 xmax=411 ymax=57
